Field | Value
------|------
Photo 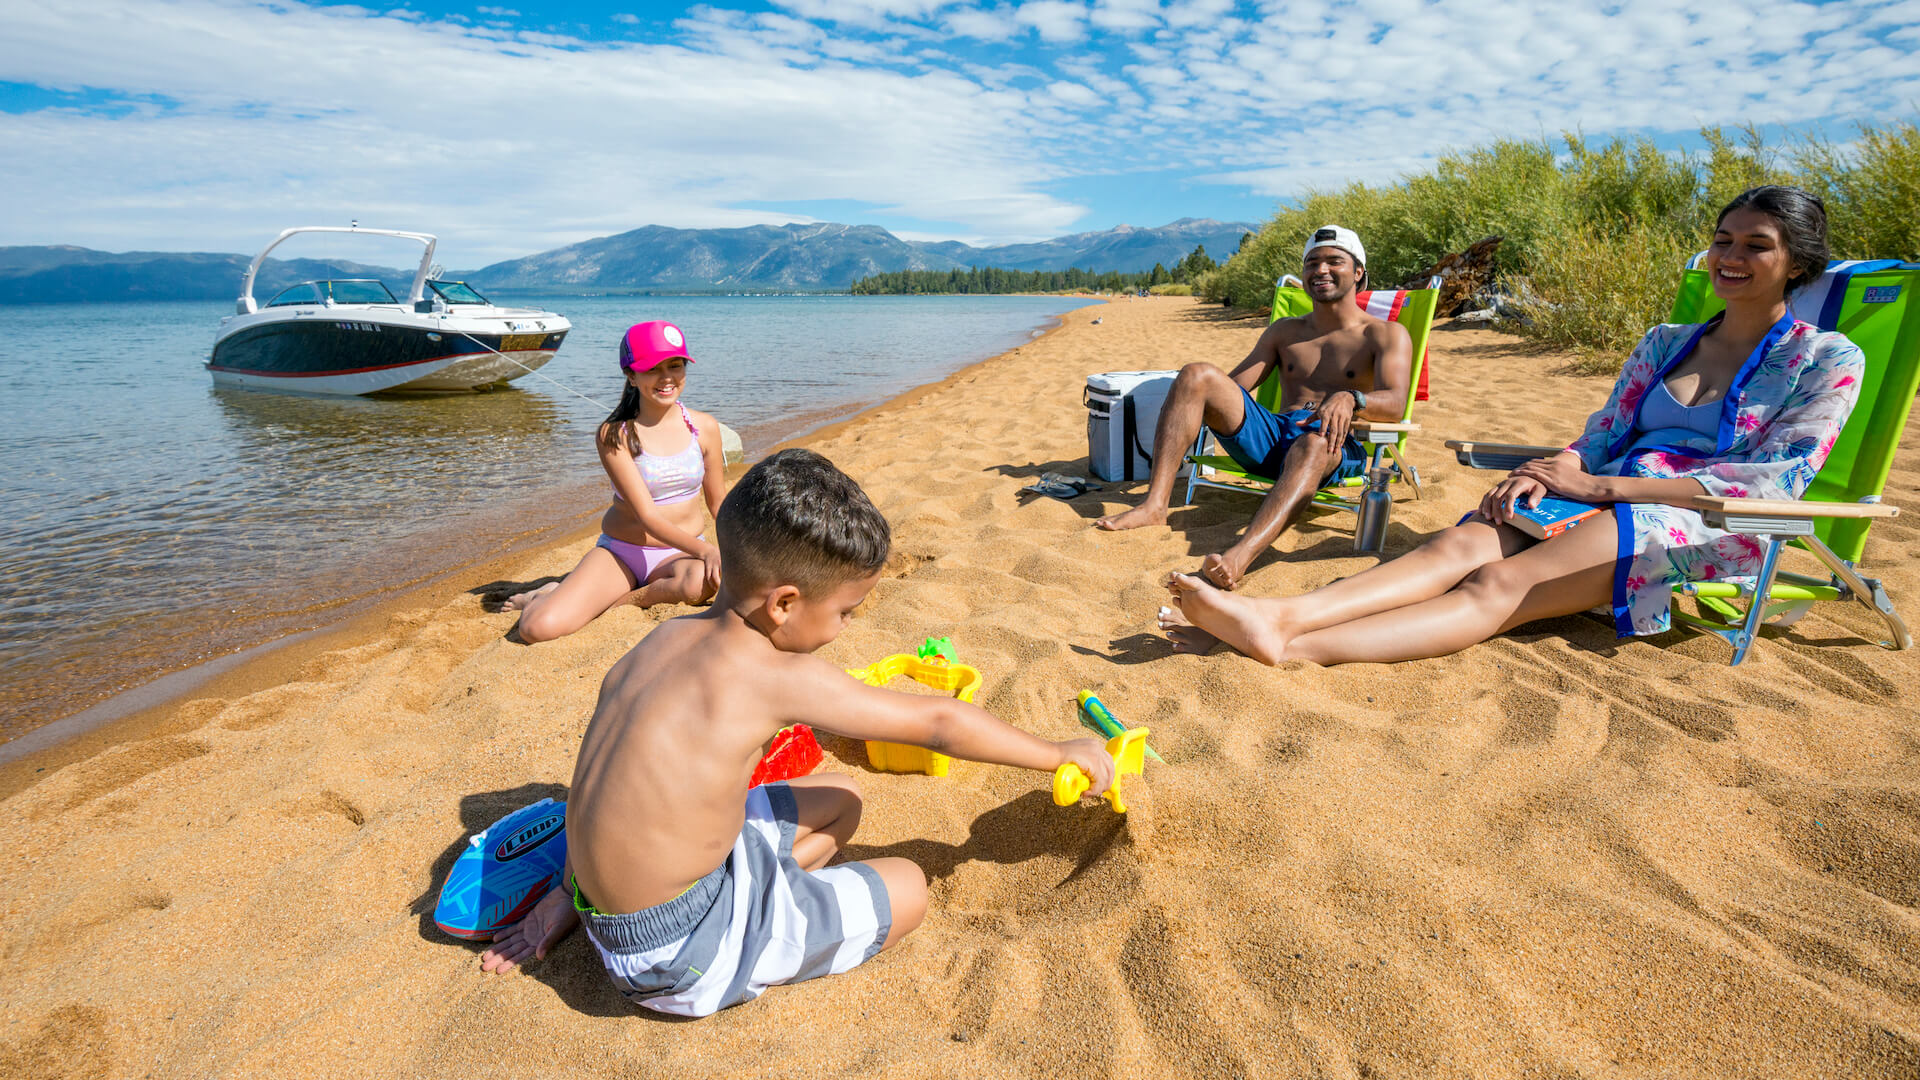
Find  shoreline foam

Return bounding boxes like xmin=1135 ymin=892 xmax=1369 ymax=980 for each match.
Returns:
xmin=3 ymin=297 xmax=1917 ymax=1078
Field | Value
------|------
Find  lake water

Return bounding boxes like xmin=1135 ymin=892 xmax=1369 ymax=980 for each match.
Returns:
xmin=0 ymin=293 xmax=1100 ymax=742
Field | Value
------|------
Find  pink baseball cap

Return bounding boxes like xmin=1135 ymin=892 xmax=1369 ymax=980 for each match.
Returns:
xmin=619 ymin=320 xmax=696 ymax=372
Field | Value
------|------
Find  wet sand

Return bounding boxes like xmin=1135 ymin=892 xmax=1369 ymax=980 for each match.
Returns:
xmin=3 ymin=297 xmax=1918 ymax=1078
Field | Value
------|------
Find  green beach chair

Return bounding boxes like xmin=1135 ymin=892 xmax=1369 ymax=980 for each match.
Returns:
xmin=1447 ymin=257 xmax=1916 ymax=664
xmin=1182 ymin=277 xmax=1440 ymax=526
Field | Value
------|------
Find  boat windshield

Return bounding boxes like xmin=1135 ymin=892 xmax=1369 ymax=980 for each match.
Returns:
xmin=265 ymin=283 xmax=323 ymax=307
xmin=324 ymin=280 xmax=399 ymax=304
xmin=428 ymin=280 xmax=492 ymax=305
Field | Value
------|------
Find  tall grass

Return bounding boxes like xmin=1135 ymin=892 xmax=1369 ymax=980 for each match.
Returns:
xmin=1204 ymin=119 xmax=1920 ymax=371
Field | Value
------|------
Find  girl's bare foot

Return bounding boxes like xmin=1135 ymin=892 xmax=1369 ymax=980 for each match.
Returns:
xmin=1156 ymin=604 xmax=1221 ymax=654
xmin=1164 ymin=572 xmax=1289 ymax=664
xmin=502 ymin=581 xmax=560 ymax=612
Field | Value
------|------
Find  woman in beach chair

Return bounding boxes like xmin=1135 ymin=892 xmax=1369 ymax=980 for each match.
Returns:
xmin=1160 ymin=186 xmax=1867 ymax=666
xmin=502 ymin=321 xmax=727 ymax=642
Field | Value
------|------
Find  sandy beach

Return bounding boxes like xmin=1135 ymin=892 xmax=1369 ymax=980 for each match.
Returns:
xmin=4 ymin=296 xmax=1918 ymax=1079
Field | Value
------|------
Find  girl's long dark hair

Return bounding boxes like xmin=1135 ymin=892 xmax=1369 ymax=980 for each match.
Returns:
xmin=1716 ymin=185 xmax=1830 ymax=295
xmin=598 ymin=365 xmax=642 ymax=453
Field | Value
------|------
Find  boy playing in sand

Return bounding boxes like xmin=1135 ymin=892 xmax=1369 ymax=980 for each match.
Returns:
xmin=480 ymin=448 xmax=1114 ymax=1016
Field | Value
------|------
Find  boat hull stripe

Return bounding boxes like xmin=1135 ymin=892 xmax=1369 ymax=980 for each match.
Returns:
xmin=206 ymin=350 xmax=500 ymax=378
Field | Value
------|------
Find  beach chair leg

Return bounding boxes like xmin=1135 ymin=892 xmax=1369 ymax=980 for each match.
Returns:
xmin=1803 ymin=537 xmax=1913 ymax=651
xmin=1183 ymin=431 xmax=1205 ymax=507
xmin=1387 ymin=444 xmax=1423 ymax=500
xmin=1727 ymin=538 xmax=1788 ymax=666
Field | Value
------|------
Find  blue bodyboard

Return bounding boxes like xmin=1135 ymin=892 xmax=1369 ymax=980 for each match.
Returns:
xmin=434 ymin=798 xmax=568 ymax=941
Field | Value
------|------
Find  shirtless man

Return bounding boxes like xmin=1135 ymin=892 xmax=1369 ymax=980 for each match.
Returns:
xmin=1094 ymin=226 xmax=1412 ymax=590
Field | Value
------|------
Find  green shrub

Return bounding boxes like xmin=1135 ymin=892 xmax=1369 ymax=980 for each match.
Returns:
xmin=1516 ymin=217 xmax=1694 ymax=372
xmin=1210 ymin=118 xmax=1920 ymax=371
xmin=1149 ymin=283 xmax=1193 ymax=296
xmin=1796 ymin=119 xmax=1920 ymax=262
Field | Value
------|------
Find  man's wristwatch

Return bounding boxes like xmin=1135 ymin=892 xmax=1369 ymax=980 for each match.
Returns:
xmin=1346 ymin=389 xmax=1367 ymax=410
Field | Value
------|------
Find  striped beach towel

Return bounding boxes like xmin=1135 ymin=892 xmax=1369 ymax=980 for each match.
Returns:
xmin=1354 ymin=289 xmax=1429 ymax=401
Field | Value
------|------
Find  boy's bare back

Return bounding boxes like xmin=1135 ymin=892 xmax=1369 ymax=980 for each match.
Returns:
xmin=567 ymin=608 xmax=806 ymax=914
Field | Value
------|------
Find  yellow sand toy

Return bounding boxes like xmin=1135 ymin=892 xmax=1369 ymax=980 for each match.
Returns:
xmin=1053 ymin=726 xmax=1151 ymax=813
xmin=845 ymin=643 xmax=982 ymax=776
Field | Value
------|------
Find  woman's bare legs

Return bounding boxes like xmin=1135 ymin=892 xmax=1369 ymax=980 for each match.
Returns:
xmin=512 ymin=546 xmax=637 ymax=643
xmin=1169 ymin=512 xmax=1620 ymax=665
xmin=1160 ymin=517 xmax=1526 ymax=655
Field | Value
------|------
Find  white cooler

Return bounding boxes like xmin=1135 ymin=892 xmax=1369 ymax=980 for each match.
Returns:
xmin=1085 ymin=370 xmax=1200 ymax=482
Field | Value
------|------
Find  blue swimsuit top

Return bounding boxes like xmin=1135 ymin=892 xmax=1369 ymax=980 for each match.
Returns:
xmin=1629 ymin=379 xmax=1721 ymax=450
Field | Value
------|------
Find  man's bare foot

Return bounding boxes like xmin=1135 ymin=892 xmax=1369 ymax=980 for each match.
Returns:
xmin=479 ymin=885 xmax=579 ymax=974
xmin=1157 ymin=605 xmax=1221 ymax=655
xmin=1093 ymin=504 xmax=1169 ymax=531
xmin=502 ymin=581 xmax=559 ymax=612
xmin=1164 ymin=572 xmax=1289 ymax=664
xmin=1199 ymin=549 xmax=1253 ymax=590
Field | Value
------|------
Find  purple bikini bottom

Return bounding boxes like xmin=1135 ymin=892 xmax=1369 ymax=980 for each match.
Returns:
xmin=597 ymin=533 xmax=701 ymax=583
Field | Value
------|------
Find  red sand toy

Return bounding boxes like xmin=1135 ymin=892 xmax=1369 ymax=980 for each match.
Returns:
xmin=750 ymin=724 xmax=823 ymax=787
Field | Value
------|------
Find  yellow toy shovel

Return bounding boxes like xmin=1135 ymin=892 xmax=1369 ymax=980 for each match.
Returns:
xmin=1052 ymin=726 xmax=1150 ymax=813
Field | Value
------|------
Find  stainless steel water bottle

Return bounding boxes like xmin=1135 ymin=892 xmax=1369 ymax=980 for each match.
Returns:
xmin=1354 ymin=467 xmax=1392 ymax=553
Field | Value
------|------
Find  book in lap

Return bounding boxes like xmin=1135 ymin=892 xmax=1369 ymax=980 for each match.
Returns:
xmin=1510 ymin=496 xmax=1602 ymax=540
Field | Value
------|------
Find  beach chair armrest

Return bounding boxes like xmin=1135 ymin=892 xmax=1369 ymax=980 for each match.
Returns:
xmin=1352 ymin=421 xmax=1418 ymax=443
xmin=1696 ymin=496 xmax=1899 ymax=534
xmin=1445 ymin=440 xmax=1565 ymax=471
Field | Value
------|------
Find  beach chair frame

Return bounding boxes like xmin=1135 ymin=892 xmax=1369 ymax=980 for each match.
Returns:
xmin=1446 ymin=256 xmax=1919 ymax=665
xmin=1181 ymin=276 xmax=1440 ymax=524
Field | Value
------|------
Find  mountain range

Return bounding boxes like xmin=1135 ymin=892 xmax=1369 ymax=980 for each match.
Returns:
xmin=0 ymin=247 xmax=413 ymax=305
xmin=469 ymin=218 xmax=1255 ymax=291
xmin=0 ymin=218 xmax=1256 ymax=302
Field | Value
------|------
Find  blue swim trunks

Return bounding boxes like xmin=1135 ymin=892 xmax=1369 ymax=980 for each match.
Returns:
xmin=1213 ymin=385 xmax=1369 ymax=483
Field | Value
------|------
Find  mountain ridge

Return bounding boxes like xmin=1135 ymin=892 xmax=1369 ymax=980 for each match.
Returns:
xmin=0 ymin=218 xmax=1257 ymax=302
xmin=469 ymin=217 xmax=1254 ymax=290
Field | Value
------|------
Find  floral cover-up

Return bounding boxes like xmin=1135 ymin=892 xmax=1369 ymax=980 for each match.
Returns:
xmin=1562 ymin=314 xmax=1863 ymax=636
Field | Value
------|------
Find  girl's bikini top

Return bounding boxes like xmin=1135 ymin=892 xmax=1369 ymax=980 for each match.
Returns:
xmin=613 ymin=402 xmax=704 ymax=507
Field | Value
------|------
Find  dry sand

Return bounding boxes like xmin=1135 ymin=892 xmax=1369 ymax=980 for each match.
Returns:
xmin=4 ymin=297 xmax=1918 ymax=1079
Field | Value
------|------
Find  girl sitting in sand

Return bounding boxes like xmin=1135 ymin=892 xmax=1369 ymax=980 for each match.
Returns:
xmin=504 ymin=321 xmax=726 ymax=642
xmin=1161 ymin=185 xmax=1865 ymax=665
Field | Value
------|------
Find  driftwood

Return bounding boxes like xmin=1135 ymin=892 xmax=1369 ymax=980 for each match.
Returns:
xmin=1402 ymin=236 xmax=1503 ymax=316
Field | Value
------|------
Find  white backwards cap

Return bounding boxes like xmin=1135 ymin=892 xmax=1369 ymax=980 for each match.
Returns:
xmin=1303 ymin=225 xmax=1365 ymax=268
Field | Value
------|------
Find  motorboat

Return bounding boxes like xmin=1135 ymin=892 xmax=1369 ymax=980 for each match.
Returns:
xmin=209 ymin=226 xmax=570 ymax=395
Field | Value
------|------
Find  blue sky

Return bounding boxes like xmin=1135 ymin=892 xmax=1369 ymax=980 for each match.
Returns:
xmin=3 ymin=0 xmax=1916 ymax=264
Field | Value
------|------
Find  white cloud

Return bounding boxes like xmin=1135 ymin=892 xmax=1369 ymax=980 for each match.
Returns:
xmin=772 ymin=0 xmax=954 ymax=29
xmin=0 ymin=0 xmax=1090 ymax=258
xmin=612 ymin=12 xmax=640 ymax=24
xmin=1016 ymin=0 xmax=1089 ymax=42
xmin=1090 ymin=0 xmax=1160 ymax=32
xmin=944 ymin=4 xmax=1019 ymax=40
xmin=1046 ymin=79 xmax=1102 ymax=106
xmin=1162 ymin=0 xmax=1233 ymax=29
xmin=475 ymin=5 xmax=518 ymax=15
xmin=3 ymin=0 xmax=1919 ymax=259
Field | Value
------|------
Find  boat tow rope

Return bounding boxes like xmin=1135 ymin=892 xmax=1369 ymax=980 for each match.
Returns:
xmin=454 ymin=331 xmax=614 ymax=411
